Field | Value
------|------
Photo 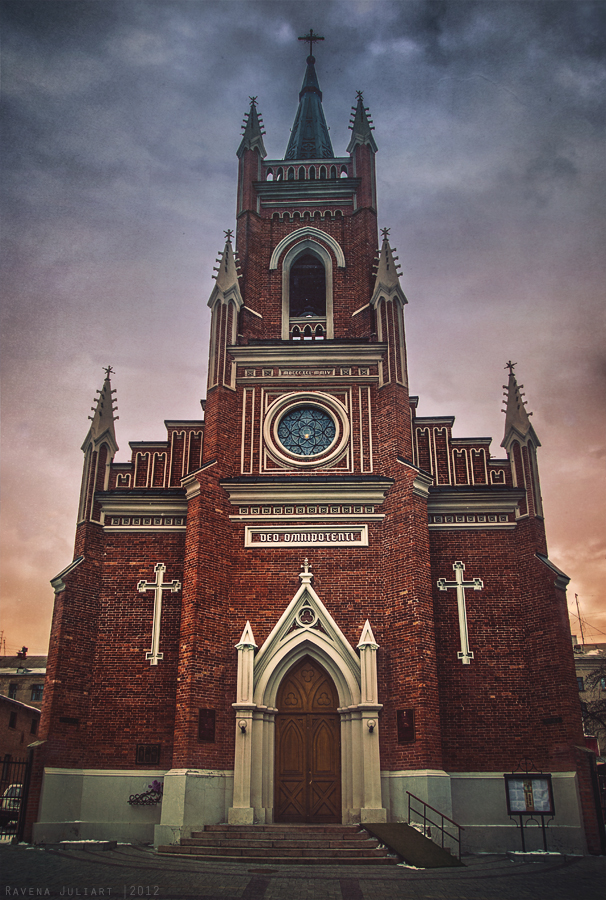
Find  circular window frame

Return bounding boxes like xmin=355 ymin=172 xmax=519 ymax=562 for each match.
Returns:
xmin=263 ymin=392 xmax=350 ymax=469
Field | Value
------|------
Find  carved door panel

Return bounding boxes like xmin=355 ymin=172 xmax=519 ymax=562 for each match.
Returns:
xmin=275 ymin=657 xmax=341 ymax=823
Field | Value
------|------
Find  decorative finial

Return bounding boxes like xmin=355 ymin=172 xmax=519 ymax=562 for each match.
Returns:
xmin=103 ymin=365 xmax=114 ymax=378
xmin=381 ymin=227 xmax=391 ymax=240
xmin=224 ymin=229 xmax=234 ymax=243
xmin=356 ymin=90 xmax=364 ymax=101
xmin=249 ymin=96 xmax=257 ymax=107
xmin=298 ymin=28 xmax=324 ymax=59
xmin=505 ymin=360 xmax=517 ymax=375
xmin=301 ymin=557 xmax=310 ymax=574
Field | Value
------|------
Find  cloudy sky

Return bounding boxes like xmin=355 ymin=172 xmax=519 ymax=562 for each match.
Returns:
xmin=1 ymin=0 xmax=604 ymax=654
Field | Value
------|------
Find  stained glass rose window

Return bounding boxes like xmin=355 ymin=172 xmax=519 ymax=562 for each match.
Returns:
xmin=277 ymin=406 xmax=336 ymax=456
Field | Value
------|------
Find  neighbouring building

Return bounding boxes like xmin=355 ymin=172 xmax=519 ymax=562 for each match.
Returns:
xmin=32 ymin=43 xmax=601 ymax=854
xmin=574 ymin=641 xmax=606 ymax=754
xmin=0 ymin=695 xmax=41 ymax=759
xmin=0 ymin=653 xmax=47 ymax=711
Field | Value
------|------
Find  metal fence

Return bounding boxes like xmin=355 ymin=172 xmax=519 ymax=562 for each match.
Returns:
xmin=0 ymin=756 xmax=29 ymax=842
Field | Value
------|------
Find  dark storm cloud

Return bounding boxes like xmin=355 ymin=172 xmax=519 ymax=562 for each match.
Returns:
xmin=1 ymin=0 xmax=604 ymax=651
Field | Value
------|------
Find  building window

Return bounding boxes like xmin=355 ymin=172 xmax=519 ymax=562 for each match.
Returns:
xmin=2 ymin=755 xmax=11 ymax=779
xmin=135 ymin=743 xmax=161 ymax=765
xmin=289 ymin=253 xmax=326 ymax=319
xmin=577 ymin=676 xmax=585 ymax=692
xmin=8 ymin=683 xmax=17 ymax=699
xmin=288 ymin=252 xmax=327 ymax=340
xmin=30 ymin=718 xmax=38 ymax=735
xmin=8 ymin=712 xmax=17 ymax=729
xmin=31 ymin=684 xmax=44 ymax=702
xmin=198 ymin=709 xmax=216 ymax=742
xmin=276 ymin=233 xmax=343 ymax=340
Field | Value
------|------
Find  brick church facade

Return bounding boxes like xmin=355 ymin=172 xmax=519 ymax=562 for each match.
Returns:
xmin=33 ymin=47 xmax=599 ymax=853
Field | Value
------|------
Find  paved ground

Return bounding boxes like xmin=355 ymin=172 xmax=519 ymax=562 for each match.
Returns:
xmin=1 ymin=843 xmax=605 ymax=900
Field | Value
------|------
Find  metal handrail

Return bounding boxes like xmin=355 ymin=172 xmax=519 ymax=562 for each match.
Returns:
xmin=406 ymin=790 xmax=465 ymax=860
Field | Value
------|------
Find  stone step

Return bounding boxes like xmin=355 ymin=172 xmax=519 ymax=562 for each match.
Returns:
xmin=188 ymin=830 xmax=371 ymax=842
xmin=202 ymin=823 xmax=361 ymax=834
xmin=157 ymin=824 xmax=399 ymax=866
xmin=159 ymin=844 xmax=389 ymax=858
xmin=156 ymin=851 xmax=397 ymax=865
xmin=182 ymin=836 xmax=381 ymax=850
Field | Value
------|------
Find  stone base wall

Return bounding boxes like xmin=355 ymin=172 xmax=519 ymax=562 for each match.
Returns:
xmin=33 ymin=765 xmax=586 ymax=856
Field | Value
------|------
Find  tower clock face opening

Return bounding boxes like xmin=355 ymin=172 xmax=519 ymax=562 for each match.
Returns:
xmin=277 ymin=406 xmax=336 ymax=456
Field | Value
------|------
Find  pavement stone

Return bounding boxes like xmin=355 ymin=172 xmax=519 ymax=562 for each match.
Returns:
xmin=1 ymin=842 xmax=605 ymax=900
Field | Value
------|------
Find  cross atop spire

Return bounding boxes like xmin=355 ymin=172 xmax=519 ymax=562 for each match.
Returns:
xmin=224 ymin=229 xmax=234 ymax=243
xmin=103 ymin=365 xmax=114 ymax=378
xmin=505 ymin=360 xmax=517 ymax=375
xmin=298 ymin=29 xmax=324 ymax=59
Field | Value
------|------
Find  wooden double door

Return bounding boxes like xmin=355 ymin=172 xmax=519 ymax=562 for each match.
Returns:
xmin=275 ymin=657 xmax=341 ymax=823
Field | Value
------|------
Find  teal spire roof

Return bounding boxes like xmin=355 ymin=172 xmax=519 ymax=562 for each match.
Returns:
xmin=285 ymin=55 xmax=334 ymax=160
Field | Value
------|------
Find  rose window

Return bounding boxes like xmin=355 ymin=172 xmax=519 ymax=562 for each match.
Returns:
xmin=277 ymin=406 xmax=336 ymax=457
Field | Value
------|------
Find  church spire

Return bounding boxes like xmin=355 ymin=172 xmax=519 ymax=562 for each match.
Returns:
xmin=501 ymin=362 xmax=543 ymax=520
xmin=347 ymin=91 xmax=378 ymax=154
xmin=285 ymin=32 xmax=334 ymax=160
xmin=501 ymin=362 xmax=540 ymax=449
xmin=78 ymin=367 xmax=118 ymax=523
xmin=371 ymin=228 xmax=407 ymax=308
xmin=82 ymin=366 xmax=118 ymax=454
xmin=210 ymin=230 xmax=242 ymax=299
xmin=237 ymin=97 xmax=267 ymax=159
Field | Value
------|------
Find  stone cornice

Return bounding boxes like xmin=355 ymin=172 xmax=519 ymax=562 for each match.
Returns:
xmin=96 ymin=490 xmax=187 ymax=521
xmin=255 ymin=181 xmax=360 ymax=207
xmin=427 ymin=485 xmax=524 ymax=528
xmin=229 ymin=343 xmax=387 ymax=367
xmin=536 ymin=553 xmax=570 ymax=590
xmin=221 ymin=476 xmax=393 ymax=508
xmin=50 ymin=555 xmax=85 ymax=594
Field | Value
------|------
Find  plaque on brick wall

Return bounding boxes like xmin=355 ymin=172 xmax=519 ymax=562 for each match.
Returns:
xmin=135 ymin=743 xmax=161 ymax=765
xmin=245 ymin=525 xmax=368 ymax=547
xmin=198 ymin=708 xmax=216 ymax=742
xmin=397 ymin=708 xmax=415 ymax=743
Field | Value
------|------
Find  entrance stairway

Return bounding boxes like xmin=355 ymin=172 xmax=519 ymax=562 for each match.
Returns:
xmin=157 ymin=823 xmax=399 ymax=865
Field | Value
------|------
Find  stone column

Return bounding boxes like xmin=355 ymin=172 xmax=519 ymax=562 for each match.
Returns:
xmin=357 ymin=620 xmax=387 ymax=823
xmin=228 ymin=622 xmax=257 ymax=825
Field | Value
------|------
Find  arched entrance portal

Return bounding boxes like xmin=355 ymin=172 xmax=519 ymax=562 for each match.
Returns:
xmin=275 ymin=656 xmax=341 ymax=823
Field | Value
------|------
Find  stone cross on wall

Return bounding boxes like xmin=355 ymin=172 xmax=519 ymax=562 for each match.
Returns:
xmin=437 ymin=561 xmax=483 ymax=665
xmin=137 ymin=563 xmax=181 ymax=666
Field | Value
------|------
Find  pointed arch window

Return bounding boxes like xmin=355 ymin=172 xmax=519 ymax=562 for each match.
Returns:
xmin=289 ymin=253 xmax=326 ymax=319
xmin=288 ymin=251 xmax=327 ymax=341
xmin=273 ymin=230 xmax=345 ymax=341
